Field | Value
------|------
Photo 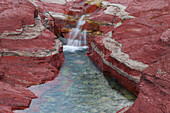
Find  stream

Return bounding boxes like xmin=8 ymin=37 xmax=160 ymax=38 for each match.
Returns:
xmin=15 ymin=48 xmax=136 ymax=113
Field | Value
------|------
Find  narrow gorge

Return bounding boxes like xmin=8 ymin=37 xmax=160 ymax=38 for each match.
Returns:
xmin=0 ymin=0 xmax=169 ymax=113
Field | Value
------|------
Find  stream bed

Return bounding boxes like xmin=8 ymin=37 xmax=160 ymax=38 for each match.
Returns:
xmin=15 ymin=49 xmax=136 ymax=113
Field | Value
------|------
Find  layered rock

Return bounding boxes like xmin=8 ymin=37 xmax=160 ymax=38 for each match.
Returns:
xmin=29 ymin=0 xmax=169 ymax=112
xmin=86 ymin=1 xmax=141 ymax=95
xmin=127 ymin=50 xmax=170 ymax=113
xmin=0 ymin=0 xmax=36 ymax=35
xmin=85 ymin=0 xmax=170 ymax=113
xmin=0 ymin=0 xmax=64 ymax=112
xmin=0 ymin=0 xmax=169 ymax=112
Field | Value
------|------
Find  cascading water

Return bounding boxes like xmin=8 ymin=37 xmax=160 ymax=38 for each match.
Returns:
xmin=14 ymin=3 xmax=137 ymax=113
xmin=63 ymin=15 xmax=88 ymax=52
xmin=83 ymin=29 xmax=87 ymax=45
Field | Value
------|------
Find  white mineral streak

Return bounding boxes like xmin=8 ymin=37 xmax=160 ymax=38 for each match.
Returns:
xmin=114 ymin=22 xmax=122 ymax=28
xmin=40 ymin=0 xmax=66 ymax=5
xmin=91 ymin=42 xmax=140 ymax=83
xmin=28 ymin=0 xmax=39 ymax=7
xmin=102 ymin=1 xmax=135 ymax=20
xmin=0 ymin=14 xmax=62 ymax=57
xmin=118 ymin=107 xmax=130 ymax=113
xmin=48 ymin=12 xmax=68 ymax=20
xmin=29 ymin=0 xmax=76 ymax=6
xmin=66 ymin=0 xmax=76 ymax=1
xmin=160 ymin=28 xmax=170 ymax=43
xmin=0 ymin=28 xmax=23 ymax=36
xmin=1 ymin=39 xmax=62 ymax=57
xmin=0 ymin=16 xmax=45 ymax=40
xmin=103 ymin=32 xmax=149 ymax=71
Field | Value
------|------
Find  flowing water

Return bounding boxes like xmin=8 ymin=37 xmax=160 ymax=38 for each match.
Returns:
xmin=15 ymin=14 xmax=136 ymax=113
xmin=67 ymin=15 xmax=87 ymax=47
xmin=15 ymin=49 xmax=136 ymax=113
xmin=64 ymin=15 xmax=88 ymax=52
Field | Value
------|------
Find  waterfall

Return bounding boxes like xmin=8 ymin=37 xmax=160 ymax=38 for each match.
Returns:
xmin=83 ymin=30 xmax=87 ymax=45
xmin=64 ymin=15 xmax=88 ymax=52
xmin=67 ymin=15 xmax=86 ymax=46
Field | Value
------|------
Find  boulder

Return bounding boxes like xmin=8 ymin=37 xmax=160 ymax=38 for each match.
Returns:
xmin=0 ymin=82 xmax=36 ymax=110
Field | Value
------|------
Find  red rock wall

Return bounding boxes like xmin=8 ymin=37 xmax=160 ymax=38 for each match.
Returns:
xmin=0 ymin=0 xmax=65 ymax=112
xmin=34 ymin=0 xmax=169 ymax=112
xmin=127 ymin=50 xmax=170 ymax=113
xmin=82 ymin=0 xmax=170 ymax=112
xmin=0 ymin=0 xmax=169 ymax=112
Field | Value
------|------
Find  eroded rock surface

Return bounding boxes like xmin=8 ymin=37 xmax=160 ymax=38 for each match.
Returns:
xmin=0 ymin=0 xmax=64 ymax=112
xmin=54 ymin=0 xmax=169 ymax=112
xmin=0 ymin=0 xmax=169 ymax=112
xmin=85 ymin=0 xmax=170 ymax=113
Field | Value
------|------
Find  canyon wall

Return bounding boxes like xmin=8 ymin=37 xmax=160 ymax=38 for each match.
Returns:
xmin=0 ymin=0 xmax=169 ymax=112
xmin=48 ymin=0 xmax=169 ymax=112
xmin=0 ymin=0 xmax=64 ymax=112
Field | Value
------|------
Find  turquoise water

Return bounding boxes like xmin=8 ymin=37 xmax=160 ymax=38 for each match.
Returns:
xmin=15 ymin=50 xmax=136 ymax=113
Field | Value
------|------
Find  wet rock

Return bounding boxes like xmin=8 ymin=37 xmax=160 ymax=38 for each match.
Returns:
xmin=84 ymin=4 xmax=98 ymax=14
xmin=58 ymin=37 xmax=68 ymax=45
xmin=82 ymin=22 xmax=100 ymax=31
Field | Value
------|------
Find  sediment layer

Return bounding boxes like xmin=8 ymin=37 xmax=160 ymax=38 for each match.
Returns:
xmin=0 ymin=0 xmax=169 ymax=113
xmin=0 ymin=0 xmax=64 ymax=112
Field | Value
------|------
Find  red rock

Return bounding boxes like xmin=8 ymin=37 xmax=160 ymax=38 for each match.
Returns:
xmin=89 ymin=10 xmax=112 ymax=22
xmin=66 ymin=1 xmax=86 ymax=16
xmin=34 ymin=1 xmax=66 ymax=14
xmin=0 ymin=105 xmax=12 ymax=113
xmin=0 ymin=52 xmax=64 ymax=87
xmin=0 ymin=29 xmax=58 ymax=52
xmin=45 ymin=3 xmax=66 ymax=14
xmin=117 ymin=106 xmax=130 ymax=113
xmin=126 ymin=0 xmax=169 ymax=14
xmin=0 ymin=0 xmax=36 ymax=34
xmin=67 ymin=8 xmax=84 ymax=16
xmin=54 ymin=18 xmax=67 ymax=36
xmin=159 ymin=29 xmax=170 ymax=45
xmin=0 ymin=82 xmax=36 ymax=110
xmin=87 ymin=35 xmax=140 ymax=95
xmin=86 ymin=0 xmax=169 ymax=112
xmin=113 ymin=6 xmax=169 ymax=64
xmin=0 ymin=0 xmax=65 ymax=112
xmin=84 ymin=4 xmax=98 ymax=13
xmin=126 ymin=51 xmax=170 ymax=113
xmin=0 ymin=0 xmax=169 ymax=113
xmin=66 ymin=0 xmax=85 ymax=12
xmin=82 ymin=22 xmax=100 ymax=31
xmin=106 ymin=0 xmax=134 ymax=7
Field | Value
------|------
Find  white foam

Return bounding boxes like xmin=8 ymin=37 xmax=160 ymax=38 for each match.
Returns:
xmin=63 ymin=45 xmax=88 ymax=52
xmin=67 ymin=15 xmax=87 ymax=47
